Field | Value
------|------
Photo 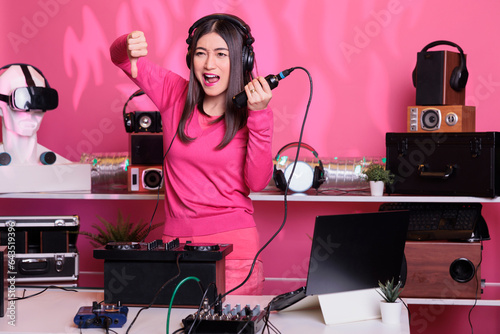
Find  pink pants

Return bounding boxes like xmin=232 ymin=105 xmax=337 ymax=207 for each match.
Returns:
xmin=163 ymin=227 xmax=264 ymax=295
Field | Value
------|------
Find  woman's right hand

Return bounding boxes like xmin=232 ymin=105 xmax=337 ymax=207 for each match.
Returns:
xmin=126 ymin=31 xmax=148 ymax=78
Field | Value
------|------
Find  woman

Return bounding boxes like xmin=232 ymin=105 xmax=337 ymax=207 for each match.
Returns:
xmin=110 ymin=14 xmax=273 ymax=295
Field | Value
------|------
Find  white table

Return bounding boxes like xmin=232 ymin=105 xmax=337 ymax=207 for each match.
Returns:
xmin=0 ymin=288 xmax=410 ymax=333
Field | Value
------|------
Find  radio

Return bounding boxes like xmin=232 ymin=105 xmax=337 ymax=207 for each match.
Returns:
xmin=127 ymin=165 xmax=164 ymax=192
xmin=407 ymin=105 xmax=475 ymax=133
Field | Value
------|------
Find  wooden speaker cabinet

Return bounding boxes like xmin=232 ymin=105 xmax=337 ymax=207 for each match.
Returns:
xmin=401 ymin=241 xmax=482 ymax=299
xmin=415 ymin=50 xmax=466 ymax=105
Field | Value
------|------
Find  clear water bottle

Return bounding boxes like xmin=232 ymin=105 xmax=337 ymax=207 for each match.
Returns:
xmin=321 ymin=156 xmax=385 ymax=191
xmin=80 ymin=152 xmax=129 ymax=191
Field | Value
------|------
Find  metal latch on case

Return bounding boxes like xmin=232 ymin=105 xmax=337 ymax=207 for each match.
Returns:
xmin=55 ymin=254 xmax=65 ymax=272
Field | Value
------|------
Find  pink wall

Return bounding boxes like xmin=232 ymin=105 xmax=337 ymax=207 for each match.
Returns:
xmin=1 ymin=1 xmax=500 ymax=333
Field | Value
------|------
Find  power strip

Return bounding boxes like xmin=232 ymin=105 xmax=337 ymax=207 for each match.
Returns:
xmin=182 ymin=300 xmax=266 ymax=334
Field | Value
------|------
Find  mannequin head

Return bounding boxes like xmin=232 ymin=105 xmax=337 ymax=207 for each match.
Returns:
xmin=0 ymin=64 xmax=54 ymax=138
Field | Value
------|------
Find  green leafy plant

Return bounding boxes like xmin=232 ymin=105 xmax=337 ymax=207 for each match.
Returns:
xmin=377 ymin=278 xmax=404 ymax=303
xmin=79 ymin=210 xmax=163 ymax=247
xmin=362 ymin=163 xmax=395 ymax=184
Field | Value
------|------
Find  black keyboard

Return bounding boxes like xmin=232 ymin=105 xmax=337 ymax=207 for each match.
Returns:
xmin=379 ymin=202 xmax=482 ymax=241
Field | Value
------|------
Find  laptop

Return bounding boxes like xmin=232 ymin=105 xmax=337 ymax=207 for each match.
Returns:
xmin=268 ymin=210 xmax=409 ymax=322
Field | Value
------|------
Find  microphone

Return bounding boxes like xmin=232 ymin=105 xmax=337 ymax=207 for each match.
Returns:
xmin=232 ymin=68 xmax=294 ymax=108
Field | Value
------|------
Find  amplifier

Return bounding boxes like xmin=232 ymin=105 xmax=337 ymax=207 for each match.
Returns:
xmin=401 ymin=241 xmax=482 ymax=299
xmin=93 ymin=239 xmax=232 ymax=307
xmin=386 ymin=132 xmax=500 ymax=197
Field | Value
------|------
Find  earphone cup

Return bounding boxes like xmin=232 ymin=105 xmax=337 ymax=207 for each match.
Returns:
xmin=412 ymin=66 xmax=417 ymax=88
xmin=449 ymin=66 xmax=469 ymax=91
xmin=273 ymin=167 xmax=287 ymax=191
xmin=312 ymin=165 xmax=325 ymax=190
xmin=124 ymin=112 xmax=135 ymax=133
xmin=242 ymin=45 xmax=254 ymax=73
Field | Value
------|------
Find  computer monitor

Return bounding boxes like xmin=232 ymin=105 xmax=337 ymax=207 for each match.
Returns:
xmin=306 ymin=210 xmax=409 ymax=295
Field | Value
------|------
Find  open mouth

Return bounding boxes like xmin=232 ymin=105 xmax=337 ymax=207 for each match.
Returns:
xmin=204 ymin=73 xmax=220 ymax=85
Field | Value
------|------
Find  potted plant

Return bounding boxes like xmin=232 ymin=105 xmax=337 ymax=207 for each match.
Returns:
xmin=79 ymin=210 xmax=163 ymax=247
xmin=362 ymin=163 xmax=395 ymax=196
xmin=377 ymin=278 xmax=404 ymax=324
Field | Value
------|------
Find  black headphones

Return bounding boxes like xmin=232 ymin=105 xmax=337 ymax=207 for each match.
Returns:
xmin=412 ymin=40 xmax=469 ymax=91
xmin=273 ymin=142 xmax=325 ymax=192
xmin=185 ymin=13 xmax=255 ymax=74
xmin=122 ymin=89 xmax=162 ymax=133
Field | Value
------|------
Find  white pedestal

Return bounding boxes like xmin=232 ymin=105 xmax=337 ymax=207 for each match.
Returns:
xmin=0 ymin=163 xmax=91 ymax=192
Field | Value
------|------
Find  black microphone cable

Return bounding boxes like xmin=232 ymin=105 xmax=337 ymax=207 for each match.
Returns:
xmin=221 ymin=66 xmax=314 ymax=299
xmin=140 ymin=130 xmax=177 ymax=242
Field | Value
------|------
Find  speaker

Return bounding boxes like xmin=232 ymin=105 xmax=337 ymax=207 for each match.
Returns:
xmin=122 ymin=89 xmax=162 ymax=133
xmin=412 ymin=40 xmax=468 ymax=105
xmin=401 ymin=241 xmax=482 ymax=299
xmin=129 ymin=133 xmax=164 ymax=165
xmin=273 ymin=142 xmax=325 ymax=193
xmin=407 ymin=105 xmax=475 ymax=132
xmin=128 ymin=165 xmax=164 ymax=192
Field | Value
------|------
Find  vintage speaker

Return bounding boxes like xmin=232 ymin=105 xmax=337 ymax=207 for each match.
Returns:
xmin=129 ymin=133 xmax=164 ymax=165
xmin=414 ymin=50 xmax=466 ymax=105
xmin=407 ymin=105 xmax=475 ymax=133
xmin=401 ymin=241 xmax=482 ymax=299
xmin=127 ymin=165 xmax=164 ymax=192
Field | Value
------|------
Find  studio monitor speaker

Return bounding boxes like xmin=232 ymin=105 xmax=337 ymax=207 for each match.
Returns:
xmin=129 ymin=133 xmax=164 ymax=165
xmin=415 ymin=50 xmax=466 ymax=106
xmin=401 ymin=241 xmax=482 ymax=299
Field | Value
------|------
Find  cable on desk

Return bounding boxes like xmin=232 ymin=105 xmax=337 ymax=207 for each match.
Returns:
xmin=126 ymin=253 xmax=183 ymax=334
xmin=166 ymin=276 xmax=202 ymax=334
xmin=11 ymin=285 xmax=78 ymax=301
xmin=185 ymin=282 xmax=217 ymax=334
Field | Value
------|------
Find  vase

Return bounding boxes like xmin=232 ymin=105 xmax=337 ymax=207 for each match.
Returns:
xmin=380 ymin=300 xmax=402 ymax=324
xmin=369 ymin=181 xmax=385 ymax=196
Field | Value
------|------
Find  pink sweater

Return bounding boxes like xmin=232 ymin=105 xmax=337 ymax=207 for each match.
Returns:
xmin=110 ymin=35 xmax=273 ymax=236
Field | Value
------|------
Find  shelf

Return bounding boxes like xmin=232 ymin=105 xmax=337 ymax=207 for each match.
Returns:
xmin=405 ymin=284 xmax=500 ymax=307
xmin=1 ymin=190 xmax=499 ymax=202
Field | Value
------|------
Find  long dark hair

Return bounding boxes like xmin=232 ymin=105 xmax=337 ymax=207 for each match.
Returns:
xmin=179 ymin=17 xmax=252 ymax=149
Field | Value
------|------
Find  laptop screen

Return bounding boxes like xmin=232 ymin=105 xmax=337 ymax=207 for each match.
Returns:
xmin=305 ymin=210 xmax=409 ymax=296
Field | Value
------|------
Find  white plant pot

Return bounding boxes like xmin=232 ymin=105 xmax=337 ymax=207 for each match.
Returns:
xmin=369 ymin=181 xmax=385 ymax=196
xmin=380 ymin=300 xmax=402 ymax=324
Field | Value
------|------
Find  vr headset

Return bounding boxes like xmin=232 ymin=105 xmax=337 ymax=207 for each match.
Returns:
xmin=0 ymin=63 xmax=58 ymax=112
